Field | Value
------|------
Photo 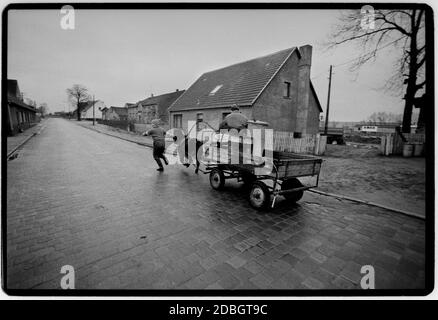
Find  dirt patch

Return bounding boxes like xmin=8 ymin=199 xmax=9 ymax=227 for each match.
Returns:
xmin=318 ymin=144 xmax=426 ymax=217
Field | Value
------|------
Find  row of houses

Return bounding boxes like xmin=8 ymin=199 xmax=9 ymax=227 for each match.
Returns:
xmin=100 ymin=90 xmax=185 ymax=125
xmin=5 ymin=79 xmax=38 ymax=136
xmin=100 ymin=45 xmax=322 ymax=136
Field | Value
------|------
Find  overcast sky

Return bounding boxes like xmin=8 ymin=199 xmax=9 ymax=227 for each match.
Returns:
xmin=8 ymin=9 xmax=410 ymax=121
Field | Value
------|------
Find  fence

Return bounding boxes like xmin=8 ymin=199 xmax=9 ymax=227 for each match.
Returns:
xmin=95 ymin=119 xmax=326 ymax=155
xmin=133 ymin=123 xmax=170 ymax=133
xmin=98 ymin=119 xmax=130 ymax=131
xmin=381 ymin=132 xmax=426 ymax=156
xmin=273 ymin=132 xmax=326 ymax=155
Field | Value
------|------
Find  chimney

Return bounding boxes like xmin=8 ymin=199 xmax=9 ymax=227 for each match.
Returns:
xmin=151 ymin=93 xmax=154 ymax=97
xmin=176 ymin=89 xmax=179 ymax=92
xmin=295 ymin=45 xmax=312 ymax=134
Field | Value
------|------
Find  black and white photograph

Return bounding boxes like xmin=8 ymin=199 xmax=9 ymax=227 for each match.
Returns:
xmin=2 ymin=3 xmax=433 ymax=294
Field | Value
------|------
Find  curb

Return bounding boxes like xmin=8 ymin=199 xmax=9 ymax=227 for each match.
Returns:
xmin=77 ymin=123 xmax=153 ymax=148
xmin=7 ymin=122 xmax=47 ymax=159
xmin=308 ymin=189 xmax=425 ymax=220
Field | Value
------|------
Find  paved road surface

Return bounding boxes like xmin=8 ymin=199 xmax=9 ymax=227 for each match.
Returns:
xmin=6 ymin=118 xmax=426 ymax=290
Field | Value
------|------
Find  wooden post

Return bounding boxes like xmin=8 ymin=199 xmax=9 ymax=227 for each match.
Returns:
xmin=324 ymin=65 xmax=333 ymax=135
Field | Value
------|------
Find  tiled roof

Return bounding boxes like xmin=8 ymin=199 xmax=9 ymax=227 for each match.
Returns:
xmin=137 ymin=90 xmax=185 ymax=116
xmin=78 ymin=101 xmax=92 ymax=113
xmin=7 ymin=95 xmax=36 ymax=112
xmin=168 ymin=47 xmax=296 ymax=112
xmin=110 ymin=106 xmax=128 ymax=115
xmin=138 ymin=90 xmax=185 ymax=107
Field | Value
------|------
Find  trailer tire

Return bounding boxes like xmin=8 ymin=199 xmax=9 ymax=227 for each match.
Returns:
xmin=249 ymin=181 xmax=271 ymax=210
xmin=209 ymin=169 xmax=225 ymax=190
xmin=281 ymin=178 xmax=304 ymax=203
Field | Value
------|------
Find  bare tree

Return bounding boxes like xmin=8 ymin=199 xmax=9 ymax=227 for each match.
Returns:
xmin=367 ymin=111 xmax=402 ymax=123
xmin=66 ymin=84 xmax=90 ymax=121
xmin=327 ymin=8 xmax=426 ymax=132
xmin=25 ymin=98 xmax=37 ymax=108
xmin=38 ymin=103 xmax=48 ymax=117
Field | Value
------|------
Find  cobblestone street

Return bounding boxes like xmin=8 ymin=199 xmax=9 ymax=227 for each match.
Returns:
xmin=6 ymin=118 xmax=426 ymax=290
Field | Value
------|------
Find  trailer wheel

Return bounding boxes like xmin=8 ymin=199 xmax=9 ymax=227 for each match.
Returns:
xmin=281 ymin=178 xmax=304 ymax=203
xmin=209 ymin=169 xmax=225 ymax=190
xmin=249 ymin=181 xmax=271 ymax=210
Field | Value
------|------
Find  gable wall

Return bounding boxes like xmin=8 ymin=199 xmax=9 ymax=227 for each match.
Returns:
xmin=252 ymin=50 xmax=300 ymax=132
xmin=252 ymin=49 xmax=321 ymax=134
xmin=307 ymin=88 xmax=322 ymax=134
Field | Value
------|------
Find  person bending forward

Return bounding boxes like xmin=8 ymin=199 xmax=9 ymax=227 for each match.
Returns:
xmin=143 ymin=119 xmax=169 ymax=171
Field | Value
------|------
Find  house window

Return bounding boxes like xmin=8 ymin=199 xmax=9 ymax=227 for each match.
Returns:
xmin=284 ymin=81 xmax=291 ymax=98
xmin=196 ymin=113 xmax=204 ymax=130
xmin=222 ymin=112 xmax=231 ymax=120
xmin=209 ymin=84 xmax=223 ymax=96
xmin=293 ymin=132 xmax=302 ymax=138
xmin=173 ymin=114 xmax=182 ymax=128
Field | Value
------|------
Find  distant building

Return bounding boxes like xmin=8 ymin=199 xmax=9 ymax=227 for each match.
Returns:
xmin=127 ymin=103 xmax=140 ymax=122
xmin=101 ymin=107 xmax=109 ymax=120
xmin=72 ymin=100 xmax=105 ymax=120
xmin=356 ymin=122 xmax=401 ymax=133
xmin=133 ymin=90 xmax=185 ymax=125
xmin=168 ymin=46 xmax=322 ymax=134
xmin=106 ymin=106 xmax=128 ymax=121
xmin=81 ymin=101 xmax=105 ymax=120
xmin=6 ymin=79 xmax=37 ymax=136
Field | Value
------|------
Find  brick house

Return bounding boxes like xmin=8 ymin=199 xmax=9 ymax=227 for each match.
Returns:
xmin=132 ymin=90 xmax=185 ymax=125
xmin=168 ymin=45 xmax=322 ymax=135
xmin=6 ymin=79 xmax=37 ymax=136
xmin=106 ymin=106 xmax=128 ymax=120
xmin=127 ymin=103 xmax=140 ymax=122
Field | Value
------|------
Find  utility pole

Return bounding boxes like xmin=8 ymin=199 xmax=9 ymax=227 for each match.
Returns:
xmin=92 ymin=95 xmax=96 ymax=126
xmin=324 ymin=65 xmax=333 ymax=135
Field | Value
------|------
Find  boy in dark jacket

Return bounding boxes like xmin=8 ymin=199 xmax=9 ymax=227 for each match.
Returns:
xmin=143 ymin=119 xmax=169 ymax=171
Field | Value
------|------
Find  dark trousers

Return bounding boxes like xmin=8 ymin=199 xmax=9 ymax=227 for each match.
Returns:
xmin=153 ymin=142 xmax=168 ymax=168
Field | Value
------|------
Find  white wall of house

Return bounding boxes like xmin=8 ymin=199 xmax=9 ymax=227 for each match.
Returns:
xmin=82 ymin=101 xmax=105 ymax=119
xmin=169 ymin=106 xmax=253 ymax=133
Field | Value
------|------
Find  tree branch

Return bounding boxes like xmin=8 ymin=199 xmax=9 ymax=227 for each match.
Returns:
xmin=375 ymin=11 xmax=411 ymax=36
xmin=333 ymin=27 xmax=400 ymax=45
